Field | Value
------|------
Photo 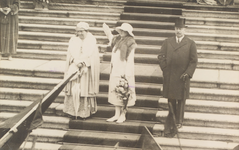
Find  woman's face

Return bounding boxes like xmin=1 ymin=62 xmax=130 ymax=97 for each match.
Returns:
xmin=118 ymin=30 xmax=128 ymax=37
xmin=76 ymin=29 xmax=87 ymax=40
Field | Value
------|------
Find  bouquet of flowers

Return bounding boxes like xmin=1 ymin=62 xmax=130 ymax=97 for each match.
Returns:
xmin=113 ymin=75 xmax=132 ymax=113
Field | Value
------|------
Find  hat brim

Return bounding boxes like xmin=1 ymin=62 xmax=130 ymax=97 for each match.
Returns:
xmin=116 ymin=27 xmax=134 ymax=37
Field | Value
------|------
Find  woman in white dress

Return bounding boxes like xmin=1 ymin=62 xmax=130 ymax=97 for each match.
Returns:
xmin=63 ymin=22 xmax=100 ymax=119
xmin=103 ymin=23 xmax=137 ymax=123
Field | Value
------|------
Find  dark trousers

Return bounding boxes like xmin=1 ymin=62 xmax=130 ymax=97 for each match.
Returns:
xmin=168 ymin=99 xmax=186 ymax=124
xmin=163 ymin=99 xmax=186 ymax=137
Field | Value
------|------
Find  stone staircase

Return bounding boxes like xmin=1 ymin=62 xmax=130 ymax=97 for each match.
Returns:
xmin=0 ymin=0 xmax=239 ymax=150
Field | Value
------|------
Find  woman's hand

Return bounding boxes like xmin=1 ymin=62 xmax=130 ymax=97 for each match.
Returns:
xmin=2 ymin=7 xmax=11 ymax=15
xmin=103 ymin=23 xmax=113 ymax=42
xmin=77 ymin=63 xmax=83 ymax=68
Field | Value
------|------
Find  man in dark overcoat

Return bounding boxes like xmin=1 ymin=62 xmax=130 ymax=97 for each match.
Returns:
xmin=158 ymin=18 xmax=198 ymax=137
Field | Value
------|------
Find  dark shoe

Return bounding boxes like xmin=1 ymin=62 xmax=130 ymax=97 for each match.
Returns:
xmin=176 ymin=124 xmax=182 ymax=129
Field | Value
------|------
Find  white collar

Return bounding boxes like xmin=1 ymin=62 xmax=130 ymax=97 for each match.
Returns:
xmin=176 ymin=35 xmax=184 ymax=43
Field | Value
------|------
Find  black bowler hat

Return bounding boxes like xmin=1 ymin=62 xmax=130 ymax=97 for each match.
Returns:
xmin=175 ymin=18 xmax=187 ymax=28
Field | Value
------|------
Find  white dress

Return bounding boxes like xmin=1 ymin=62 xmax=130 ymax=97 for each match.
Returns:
xmin=108 ymin=46 xmax=136 ymax=107
xmin=63 ymin=33 xmax=100 ymax=118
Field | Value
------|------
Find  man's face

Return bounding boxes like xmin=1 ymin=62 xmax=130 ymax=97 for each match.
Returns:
xmin=175 ymin=27 xmax=185 ymax=38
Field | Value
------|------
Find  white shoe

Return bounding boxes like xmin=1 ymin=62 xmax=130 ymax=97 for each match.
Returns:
xmin=106 ymin=116 xmax=119 ymax=122
xmin=8 ymin=56 xmax=12 ymax=61
xmin=116 ymin=113 xmax=126 ymax=123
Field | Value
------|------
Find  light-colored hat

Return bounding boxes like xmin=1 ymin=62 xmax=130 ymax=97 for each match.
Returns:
xmin=76 ymin=22 xmax=89 ymax=30
xmin=116 ymin=23 xmax=134 ymax=37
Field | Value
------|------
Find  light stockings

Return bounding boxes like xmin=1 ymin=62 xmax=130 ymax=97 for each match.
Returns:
xmin=106 ymin=106 xmax=126 ymax=123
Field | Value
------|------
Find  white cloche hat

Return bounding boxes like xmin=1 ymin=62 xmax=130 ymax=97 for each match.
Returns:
xmin=116 ymin=23 xmax=134 ymax=37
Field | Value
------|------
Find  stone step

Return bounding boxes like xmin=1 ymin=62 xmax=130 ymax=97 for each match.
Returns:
xmin=189 ymin=87 xmax=239 ymax=102
xmin=1 ymin=85 xmax=238 ymax=114
xmin=0 ymin=58 xmax=238 ymax=90
xmin=154 ymin=124 xmax=239 ymax=143
xmin=19 ymin=23 xmax=105 ymax=35
xmin=19 ymin=16 xmax=117 ymax=27
xmin=0 ymin=112 xmax=155 ymax=135
xmin=118 ymin=20 xmax=175 ymax=29
xmin=59 ymin=143 xmax=141 ymax=150
xmin=126 ymin=0 xmax=185 ymax=8
xmin=63 ymin=129 xmax=140 ymax=148
xmin=186 ymin=25 xmax=239 ymax=35
xmin=47 ymin=0 xmax=127 ymax=6
xmin=0 ymin=58 xmax=238 ymax=95
xmin=1 ymin=85 xmax=237 ymax=109
xmin=19 ymin=9 xmax=120 ymax=21
xmin=156 ymin=111 xmax=239 ymax=129
xmin=18 ymin=31 xmax=108 ymax=44
xmin=103 ymin=53 xmax=239 ymax=70
xmin=0 ymin=75 xmax=162 ymax=96
xmin=20 ymin=142 xmax=62 ymax=150
xmin=0 ymin=112 xmax=70 ymax=130
xmin=1 ymin=59 xmax=238 ymax=90
xmin=192 ymin=69 xmax=239 ymax=90
xmin=121 ymin=12 xmax=180 ymax=23
xmin=17 ymin=40 xmax=107 ymax=52
xmin=16 ymin=49 xmax=67 ymax=60
xmin=56 ymin=104 xmax=158 ymax=122
xmin=18 ymin=39 xmax=68 ymax=51
xmin=18 ymin=23 xmax=239 ymax=43
xmin=124 ymin=5 xmax=182 ymax=15
xmin=29 ymin=128 xmax=67 ymax=143
xmin=18 ymin=31 xmax=239 ymax=52
xmin=0 ymin=87 xmax=158 ymax=108
xmin=186 ymin=16 xmax=239 ymax=27
xmin=69 ymin=118 xmax=156 ymax=134
xmin=158 ymin=98 xmax=239 ymax=115
xmin=2 ymin=112 xmax=237 ymax=150
xmin=101 ymin=63 xmax=239 ymax=90
xmin=0 ymin=99 xmax=158 ymax=122
xmin=155 ymin=137 xmax=237 ymax=150
xmin=49 ymin=3 xmax=124 ymax=13
xmin=121 ymin=13 xmax=239 ymax=28
xmin=197 ymin=49 xmax=239 ymax=61
xmin=198 ymin=58 xmax=239 ymax=70
xmin=20 ymin=142 xmax=140 ymax=150
xmin=133 ymin=28 xmax=239 ymax=43
xmin=183 ymin=2 xmax=239 ymax=12
xmin=20 ymin=1 xmax=125 ymax=12
xmin=0 ymin=100 xmax=61 ymax=115
xmin=15 ymin=48 xmax=101 ymax=61
xmin=108 ymin=44 xmax=239 ymax=61
xmin=187 ymin=32 xmax=239 ymax=43
xmin=121 ymin=37 xmax=239 ymax=51
xmin=183 ymin=9 xmax=239 ymax=19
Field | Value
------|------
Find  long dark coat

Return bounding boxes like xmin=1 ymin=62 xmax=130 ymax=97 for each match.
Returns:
xmin=0 ymin=0 xmax=19 ymax=55
xmin=158 ymin=36 xmax=198 ymax=100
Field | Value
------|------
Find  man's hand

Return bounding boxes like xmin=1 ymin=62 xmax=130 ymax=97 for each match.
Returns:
xmin=180 ymin=73 xmax=189 ymax=82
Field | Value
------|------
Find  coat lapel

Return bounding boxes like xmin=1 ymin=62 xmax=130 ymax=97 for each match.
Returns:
xmin=169 ymin=36 xmax=188 ymax=51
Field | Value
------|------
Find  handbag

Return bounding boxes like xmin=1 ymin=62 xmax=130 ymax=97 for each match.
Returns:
xmin=1 ymin=16 xmax=9 ymax=24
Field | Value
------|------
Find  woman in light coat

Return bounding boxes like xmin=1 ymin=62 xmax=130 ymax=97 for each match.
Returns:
xmin=63 ymin=22 xmax=100 ymax=119
xmin=103 ymin=23 xmax=137 ymax=123
xmin=0 ymin=0 xmax=19 ymax=60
